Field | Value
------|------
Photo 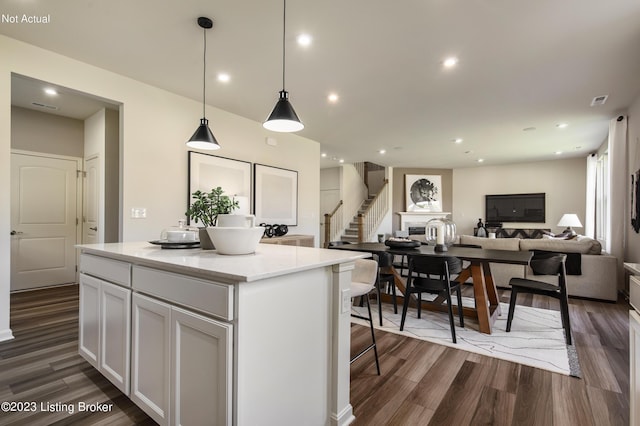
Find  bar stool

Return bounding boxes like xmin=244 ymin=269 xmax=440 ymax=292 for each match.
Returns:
xmin=350 ymin=259 xmax=381 ymax=375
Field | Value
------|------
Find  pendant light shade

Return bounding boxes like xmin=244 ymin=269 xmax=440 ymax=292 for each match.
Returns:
xmin=263 ymin=0 xmax=304 ymax=133
xmin=263 ymin=90 xmax=304 ymax=132
xmin=186 ymin=17 xmax=220 ymax=150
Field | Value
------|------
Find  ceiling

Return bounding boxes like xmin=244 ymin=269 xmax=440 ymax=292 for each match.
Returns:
xmin=2 ymin=0 xmax=640 ymax=169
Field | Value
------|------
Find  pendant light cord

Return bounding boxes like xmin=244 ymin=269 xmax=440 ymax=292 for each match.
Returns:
xmin=203 ymin=25 xmax=207 ymax=118
xmin=282 ymin=0 xmax=286 ymax=91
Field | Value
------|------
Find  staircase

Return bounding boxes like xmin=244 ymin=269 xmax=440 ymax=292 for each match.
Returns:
xmin=340 ymin=196 xmax=375 ymax=242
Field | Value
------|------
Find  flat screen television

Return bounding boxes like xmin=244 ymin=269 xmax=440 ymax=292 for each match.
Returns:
xmin=485 ymin=193 xmax=545 ymax=223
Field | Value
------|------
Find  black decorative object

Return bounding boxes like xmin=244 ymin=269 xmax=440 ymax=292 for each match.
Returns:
xmin=633 ymin=169 xmax=640 ymax=233
xmin=476 ymin=218 xmax=487 ymax=237
xmin=259 ymin=223 xmax=288 ymax=238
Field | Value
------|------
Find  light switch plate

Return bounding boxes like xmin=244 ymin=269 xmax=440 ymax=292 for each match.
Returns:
xmin=131 ymin=207 xmax=146 ymax=218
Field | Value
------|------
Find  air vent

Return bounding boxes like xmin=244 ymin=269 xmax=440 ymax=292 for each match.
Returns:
xmin=31 ymin=102 xmax=58 ymax=110
xmin=590 ymin=95 xmax=608 ymax=107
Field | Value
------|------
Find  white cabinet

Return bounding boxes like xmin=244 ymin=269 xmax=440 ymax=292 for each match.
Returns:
xmin=99 ymin=281 xmax=131 ymax=396
xmin=78 ymin=273 xmax=131 ymax=395
xmin=79 ymin=274 xmax=100 ymax=367
xmin=131 ymin=293 xmax=171 ymax=426
xmin=631 ymin=310 xmax=640 ymax=426
xmin=131 ymin=293 xmax=232 ymax=426
xmin=78 ymin=254 xmax=131 ymax=396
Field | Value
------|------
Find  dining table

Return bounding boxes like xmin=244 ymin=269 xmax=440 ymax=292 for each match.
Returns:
xmin=330 ymin=242 xmax=533 ymax=334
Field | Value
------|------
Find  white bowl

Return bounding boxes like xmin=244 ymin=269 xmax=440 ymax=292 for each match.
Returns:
xmin=206 ymin=226 xmax=265 ymax=255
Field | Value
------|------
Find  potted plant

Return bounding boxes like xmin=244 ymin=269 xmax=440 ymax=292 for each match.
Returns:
xmin=186 ymin=187 xmax=239 ymax=249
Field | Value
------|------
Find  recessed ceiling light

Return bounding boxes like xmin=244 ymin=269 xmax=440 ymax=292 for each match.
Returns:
xmin=452 ymin=138 xmax=463 ymax=144
xmin=321 ymin=153 xmax=327 ymax=158
xmin=556 ymin=123 xmax=568 ymax=129
xmin=217 ymin=73 xmax=230 ymax=83
xmin=555 ymin=151 xmax=563 ymax=155
xmin=332 ymin=156 xmax=337 ymax=161
xmin=477 ymin=158 xmax=484 ymax=163
xmin=339 ymin=159 xmax=344 ymax=163
xmin=443 ymin=57 xmax=458 ymax=68
xmin=44 ymin=88 xmax=57 ymax=95
xmin=328 ymin=93 xmax=339 ymax=103
xmin=378 ymin=149 xmax=386 ymax=154
xmin=297 ymin=34 xmax=312 ymax=47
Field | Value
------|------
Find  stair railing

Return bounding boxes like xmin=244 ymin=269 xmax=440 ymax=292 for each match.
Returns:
xmin=357 ymin=179 xmax=389 ymax=242
xmin=323 ymin=200 xmax=344 ymax=247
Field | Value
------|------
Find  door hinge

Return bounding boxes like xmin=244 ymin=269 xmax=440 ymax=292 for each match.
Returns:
xmin=77 ymin=170 xmax=87 ymax=178
xmin=75 ymin=265 xmax=78 ymax=272
xmin=76 ymin=218 xmax=79 ymax=226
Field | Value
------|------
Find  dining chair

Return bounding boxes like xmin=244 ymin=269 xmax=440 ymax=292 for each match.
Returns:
xmin=375 ymin=252 xmax=397 ymax=322
xmin=506 ymin=253 xmax=572 ymax=344
xmin=350 ymin=258 xmax=381 ymax=375
xmin=400 ymin=255 xmax=464 ymax=343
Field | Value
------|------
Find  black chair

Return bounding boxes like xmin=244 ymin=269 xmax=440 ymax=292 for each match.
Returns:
xmin=400 ymin=255 xmax=464 ymax=343
xmin=506 ymin=253 xmax=572 ymax=345
xmin=375 ymin=252 xmax=398 ymax=324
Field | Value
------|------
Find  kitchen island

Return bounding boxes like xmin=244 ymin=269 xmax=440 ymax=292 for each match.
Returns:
xmin=76 ymin=241 xmax=369 ymax=426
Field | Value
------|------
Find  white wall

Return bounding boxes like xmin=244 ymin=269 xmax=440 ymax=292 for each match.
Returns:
xmin=626 ymin=93 xmax=640 ymax=263
xmin=452 ymin=158 xmax=587 ymax=236
xmin=11 ymin=106 xmax=84 ymax=157
xmin=0 ymin=35 xmax=320 ymax=341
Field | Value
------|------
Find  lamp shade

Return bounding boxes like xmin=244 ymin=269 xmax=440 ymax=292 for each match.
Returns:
xmin=186 ymin=118 xmax=220 ymax=150
xmin=263 ymin=90 xmax=304 ymax=132
xmin=557 ymin=213 xmax=583 ymax=228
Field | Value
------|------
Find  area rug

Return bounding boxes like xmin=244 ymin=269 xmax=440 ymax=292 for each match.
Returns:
xmin=351 ymin=297 xmax=581 ymax=377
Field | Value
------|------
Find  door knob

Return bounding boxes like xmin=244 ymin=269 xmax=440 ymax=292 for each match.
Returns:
xmin=89 ymin=227 xmax=98 ymax=231
xmin=10 ymin=230 xmax=23 ymax=235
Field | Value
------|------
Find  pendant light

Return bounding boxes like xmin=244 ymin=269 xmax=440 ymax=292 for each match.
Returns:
xmin=187 ymin=17 xmax=221 ymax=150
xmin=263 ymin=0 xmax=304 ymax=132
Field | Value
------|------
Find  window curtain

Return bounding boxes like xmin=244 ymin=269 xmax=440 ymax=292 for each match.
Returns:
xmin=607 ymin=115 xmax=627 ymax=289
xmin=585 ymin=154 xmax=597 ymax=238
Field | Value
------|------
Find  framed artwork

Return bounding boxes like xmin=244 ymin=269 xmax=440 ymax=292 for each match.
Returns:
xmin=405 ymin=174 xmax=442 ymax=212
xmin=254 ymin=164 xmax=298 ymax=225
xmin=188 ymin=151 xmax=252 ymax=214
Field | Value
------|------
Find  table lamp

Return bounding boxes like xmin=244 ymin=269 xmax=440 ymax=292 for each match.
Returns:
xmin=557 ymin=213 xmax=583 ymax=236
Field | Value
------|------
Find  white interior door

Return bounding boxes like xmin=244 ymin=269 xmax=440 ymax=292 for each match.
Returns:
xmin=83 ymin=156 xmax=99 ymax=244
xmin=10 ymin=152 xmax=80 ymax=291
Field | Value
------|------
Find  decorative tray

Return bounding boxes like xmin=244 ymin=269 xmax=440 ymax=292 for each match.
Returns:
xmin=149 ymin=240 xmax=200 ymax=249
xmin=384 ymin=239 xmax=421 ymax=249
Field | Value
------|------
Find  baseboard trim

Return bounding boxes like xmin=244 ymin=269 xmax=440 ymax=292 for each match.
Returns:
xmin=0 ymin=328 xmax=15 ymax=342
xmin=331 ymin=404 xmax=355 ymax=426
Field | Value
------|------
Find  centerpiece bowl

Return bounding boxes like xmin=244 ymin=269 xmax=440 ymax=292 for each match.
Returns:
xmin=206 ymin=227 xmax=265 ymax=255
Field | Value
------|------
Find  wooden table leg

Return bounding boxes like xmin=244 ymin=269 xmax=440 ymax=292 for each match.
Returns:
xmin=470 ymin=261 xmax=503 ymax=334
xmin=481 ymin=261 xmax=502 ymax=317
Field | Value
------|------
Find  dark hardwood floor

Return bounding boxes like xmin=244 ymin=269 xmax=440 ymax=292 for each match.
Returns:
xmin=0 ymin=284 xmax=630 ymax=425
xmin=350 ymin=286 xmax=630 ymax=425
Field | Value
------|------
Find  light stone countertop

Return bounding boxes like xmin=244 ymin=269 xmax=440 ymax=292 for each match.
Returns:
xmin=625 ymin=262 xmax=640 ymax=275
xmin=77 ymin=241 xmax=370 ymax=282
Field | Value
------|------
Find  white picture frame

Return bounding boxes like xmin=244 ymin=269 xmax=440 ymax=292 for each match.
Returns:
xmin=405 ymin=174 xmax=442 ymax=212
xmin=254 ymin=164 xmax=298 ymax=225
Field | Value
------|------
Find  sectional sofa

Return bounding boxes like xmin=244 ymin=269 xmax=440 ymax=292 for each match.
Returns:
xmin=458 ymin=235 xmax=618 ymax=301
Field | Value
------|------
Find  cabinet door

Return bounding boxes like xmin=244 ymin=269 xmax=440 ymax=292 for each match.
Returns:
xmin=131 ymin=293 xmax=171 ymax=426
xmin=99 ymin=281 xmax=131 ymax=395
xmin=79 ymin=273 xmax=100 ymax=368
xmin=171 ymin=307 xmax=232 ymax=426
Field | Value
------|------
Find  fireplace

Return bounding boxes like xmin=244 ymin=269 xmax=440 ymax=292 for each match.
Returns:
xmin=397 ymin=211 xmax=451 ymax=232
